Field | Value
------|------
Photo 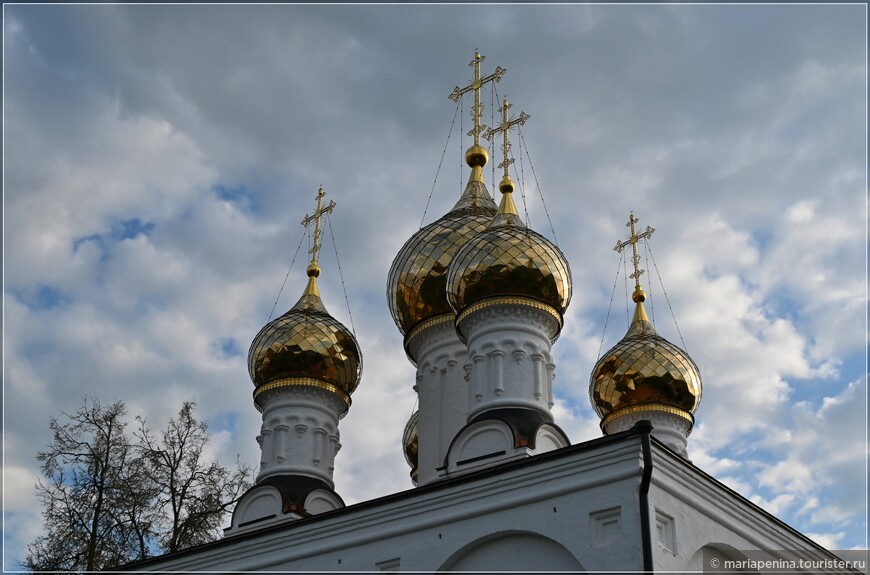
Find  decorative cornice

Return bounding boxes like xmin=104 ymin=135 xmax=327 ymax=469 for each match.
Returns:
xmin=255 ymin=378 xmax=351 ymax=414
xmin=405 ymin=312 xmax=456 ymax=347
xmin=601 ymin=403 xmax=694 ymax=429
xmin=455 ymin=296 xmax=563 ymax=345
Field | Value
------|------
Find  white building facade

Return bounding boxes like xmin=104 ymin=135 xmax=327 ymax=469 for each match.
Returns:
xmin=133 ymin=424 xmax=843 ymax=572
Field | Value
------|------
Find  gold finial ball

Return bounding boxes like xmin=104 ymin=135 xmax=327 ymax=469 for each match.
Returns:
xmin=465 ymin=145 xmax=488 ymax=168
xmin=632 ymin=287 xmax=646 ymax=303
xmin=499 ymin=175 xmax=515 ymax=195
xmin=307 ymin=263 xmax=320 ymax=278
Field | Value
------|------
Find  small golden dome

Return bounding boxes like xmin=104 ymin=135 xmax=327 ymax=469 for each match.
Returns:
xmin=402 ymin=410 xmax=419 ymax=486
xmin=248 ymin=270 xmax=362 ymax=413
xmin=589 ymin=289 xmax=701 ymax=426
xmin=465 ymin=144 xmax=488 ymax=168
xmin=387 ymin=183 xmax=496 ymax=337
xmin=446 ymin=187 xmax=572 ymax=320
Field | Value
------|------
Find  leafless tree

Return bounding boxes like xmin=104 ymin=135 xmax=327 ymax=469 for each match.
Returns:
xmin=25 ymin=397 xmax=253 ymax=571
xmin=25 ymin=397 xmax=152 ymax=572
xmin=136 ymin=401 xmax=252 ymax=554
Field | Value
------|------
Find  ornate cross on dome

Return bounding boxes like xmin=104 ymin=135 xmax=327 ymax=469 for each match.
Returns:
xmin=614 ymin=212 xmax=655 ymax=289
xmin=483 ymin=97 xmax=530 ymax=179
xmin=448 ymin=51 xmax=506 ymax=146
xmin=301 ymin=186 xmax=336 ymax=268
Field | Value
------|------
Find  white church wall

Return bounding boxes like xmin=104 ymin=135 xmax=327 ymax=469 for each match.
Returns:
xmin=134 ymin=432 xmax=847 ymax=573
xmin=439 ymin=531 xmax=584 ymax=571
xmin=646 ymin=441 xmax=843 ymax=574
xmin=134 ymin=436 xmax=647 ymax=572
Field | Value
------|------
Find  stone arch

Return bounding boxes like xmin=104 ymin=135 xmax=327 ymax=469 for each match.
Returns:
xmin=686 ymin=543 xmax=757 ymax=573
xmin=229 ymin=485 xmax=282 ymax=532
xmin=439 ymin=530 xmax=585 ymax=572
xmin=533 ymin=422 xmax=570 ymax=453
xmin=445 ymin=418 xmax=515 ymax=469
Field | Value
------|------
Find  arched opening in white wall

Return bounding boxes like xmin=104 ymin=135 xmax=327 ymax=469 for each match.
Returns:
xmin=439 ymin=531 xmax=585 ymax=572
xmin=686 ymin=543 xmax=757 ymax=574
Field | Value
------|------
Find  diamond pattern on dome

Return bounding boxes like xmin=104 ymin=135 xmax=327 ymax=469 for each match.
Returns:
xmin=589 ymin=332 xmax=701 ymax=418
xmin=387 ymin=204 xmax=496 ymax=335
xmin=447 ymin=226 xmax=572 ymax=315
xmin=402 ymin=410 xmax=419 ymax=469
xmin=248 ymin=307 xmax=361 ymax=395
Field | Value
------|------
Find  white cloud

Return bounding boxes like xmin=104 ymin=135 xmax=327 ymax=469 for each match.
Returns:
xmin=3 ymin=465 xmax=44 ymax=571
xmin=697 ymin=378 xmax=867 ymax=548
xmin=806 ymin=532 xmax=846 ymax=551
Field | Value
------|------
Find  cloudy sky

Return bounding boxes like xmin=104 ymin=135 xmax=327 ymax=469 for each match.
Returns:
xmin=3 ymin=3 xmax=866 ymax=569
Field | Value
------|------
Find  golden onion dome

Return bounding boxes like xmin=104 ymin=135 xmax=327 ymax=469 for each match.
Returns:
xmin=387 ymin=158 xmax=496 ymax=338
xmin=446 ymin=174 xmax=572 ymax=322
xmin=589 ymin=287 xmax=702 ymax=427
xmin=402 ymin=410 xmax=419 ymax=486
xmin=248 ymin=264 xmax=362 ymax=414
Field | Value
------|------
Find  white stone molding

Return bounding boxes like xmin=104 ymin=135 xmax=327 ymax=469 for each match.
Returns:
xmin=256 ymin=386 xmax=344 ymax=485
xmin=446 ymin=419 xmax=516 ymax=472
xmin=444 ymin=420 xmax=569 ymax=477
xmin=440 ymin=531 xmax=585 ymax=571
xmin=304 ymin=489 xmax=344 ymax=515
xmin=533 ymin=423 xmax=570 ymax=454
xmin=458 ymin=303 xmax=558 ymax=422
xmin=604 ymin=410 xmax=692 ymax=459
xmin=228 ymin=484 xmax=345 ymax=537
xmin=590 ymin=506 xmax=622 ymax=548
xmin=228 ymin=485 xmax=290 ymax=534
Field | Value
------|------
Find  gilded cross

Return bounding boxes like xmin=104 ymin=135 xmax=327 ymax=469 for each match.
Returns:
xmin=448 ymin=51 xmax=506 ymax=146
xmin=483 ymin=97 xmax=530 ymax=179
xmin=300 ymin=186 xmax=336 ymax=266
xmin=614 ymin=212 xmax=655 ymax=288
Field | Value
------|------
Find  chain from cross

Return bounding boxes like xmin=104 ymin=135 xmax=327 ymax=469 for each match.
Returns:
xmin=483 ymin=97 xmax=530 ymax=178
xmin=448 ymin=51 xmax=506 ymax=146
xmin=613 ymin=212 xmax=655 ymax=288
xmin=300 ymin=186 xmax=336 ymax=266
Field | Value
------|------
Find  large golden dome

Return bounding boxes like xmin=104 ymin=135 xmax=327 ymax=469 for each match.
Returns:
xmin=446 ymin=177 xmax=572 ymax=321
xmin=387 ymin=177 xmax=496 ymax=337
xmin=248 ymin=265 xmax=362 ymax=413
xmin=589 ymin=288 xmax=701 ymax=427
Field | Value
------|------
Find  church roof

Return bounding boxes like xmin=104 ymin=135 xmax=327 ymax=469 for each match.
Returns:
xmin=123 ymin=423 xmax=834 ymax=571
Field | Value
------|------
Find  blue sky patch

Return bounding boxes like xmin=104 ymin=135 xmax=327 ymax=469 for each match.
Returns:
xmin=215 ymin=337 xmax=243 ymax=359
xmin=71 ymin=219 xmax=153 ymax=258
xmin=111 ymin=218 xmax=154 ymax=241
xmin=12 ymin=285 xmax=72 ymax=311
xmin=214 ymin=184 xmax=256 ymax=212
xmin=72 ymin=233 xmax=103 ymax=253
xmin=207 ymin=410 xmax=240 ymax=435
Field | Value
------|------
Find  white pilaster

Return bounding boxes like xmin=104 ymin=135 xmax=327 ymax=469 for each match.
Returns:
xmin=406 ymin=315 xmax=469 ymax=486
